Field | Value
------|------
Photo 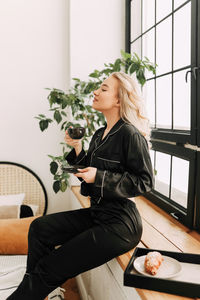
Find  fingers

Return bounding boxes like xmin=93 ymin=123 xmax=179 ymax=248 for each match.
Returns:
xmin=76 ymin=168 xmax=89 ymax=173
xmin=74 ymin=168 xmax=87 ymax=177
xmin=64 ymin=130 xmax=81 ymax=147
xmin=74 ymin=167 xmax=96 ymax=184
xmin=74 ymin=173 xmax=82 ymax=177
xmin=74 ymin=172 xmax=85 ymax=179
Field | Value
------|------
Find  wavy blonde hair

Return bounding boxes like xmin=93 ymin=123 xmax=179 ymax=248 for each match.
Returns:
xmin=111 ymin=71 xmax=151 ymax=148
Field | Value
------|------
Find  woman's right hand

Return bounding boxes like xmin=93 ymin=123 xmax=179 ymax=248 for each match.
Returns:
xmin=65 ymin=130 xmax=82 ymax=156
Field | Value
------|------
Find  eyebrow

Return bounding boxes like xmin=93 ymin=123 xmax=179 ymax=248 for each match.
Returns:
xmin=102 ymin=83 xmax=109 ymax=88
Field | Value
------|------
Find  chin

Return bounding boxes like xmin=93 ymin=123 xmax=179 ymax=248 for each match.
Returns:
xmin=92 ymin=103 xmax=101 ymax=112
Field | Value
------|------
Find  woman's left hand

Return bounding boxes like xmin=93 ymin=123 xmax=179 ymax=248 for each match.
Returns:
xmin=74 ymin=167 xmax=97 ymax=183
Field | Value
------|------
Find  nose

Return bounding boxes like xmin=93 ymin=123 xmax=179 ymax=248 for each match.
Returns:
xmin=94 ymin=88 xmax=99 ymax=96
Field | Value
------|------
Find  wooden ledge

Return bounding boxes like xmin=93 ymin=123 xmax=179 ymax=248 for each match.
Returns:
xmin=71 ymin=186 xmax=200 ymax=300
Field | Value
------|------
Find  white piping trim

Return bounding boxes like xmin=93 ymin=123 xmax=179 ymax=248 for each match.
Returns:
xmin=108 ymin=123 xmax=125 ymax=136
xmin=90 ymin=123 xmax=125 ymax=166
xmin=76 ymin=153 xmax=86 ymax=164
xmin=94 ymin=136 xmax=99 ymax=148
xmin=90 ymin=135 xmax=110 ymax=165
xmin=97 ymin=157 xmax=120 ymax=163
xmin=101 ymin=170 xmax=106 ymax=198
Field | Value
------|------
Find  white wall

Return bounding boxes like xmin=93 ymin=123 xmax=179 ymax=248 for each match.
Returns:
xmin=0 ymin=0 xmax=126 ymax=212
xmin=0 ymin=0 xmax=71 ymax=213
xmin=70 ymin=0 xmax=125 ymax=81
xmin=69 ymin=0 xmax=125 ymax=186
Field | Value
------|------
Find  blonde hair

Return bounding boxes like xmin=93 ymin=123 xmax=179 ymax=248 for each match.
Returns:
xmin=111 ymin=71 xmax=151 ymax=148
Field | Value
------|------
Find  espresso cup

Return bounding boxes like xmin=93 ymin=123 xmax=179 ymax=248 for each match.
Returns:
xmin=67 ymin=127 xmax=85 ymax=139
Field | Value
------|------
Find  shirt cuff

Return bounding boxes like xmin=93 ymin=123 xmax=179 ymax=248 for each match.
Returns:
xmin=65 ymin=148 xmax=86 ymax=165
xmin=94 ymin=169 xmax=106 ymax=198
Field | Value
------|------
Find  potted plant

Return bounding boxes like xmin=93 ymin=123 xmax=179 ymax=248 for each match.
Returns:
xmin=35 ymin=50 xmax=156 ymax=193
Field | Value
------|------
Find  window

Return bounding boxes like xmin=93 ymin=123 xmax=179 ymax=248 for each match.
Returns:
xmin=126 ymin=0 xmax=200 ymax=230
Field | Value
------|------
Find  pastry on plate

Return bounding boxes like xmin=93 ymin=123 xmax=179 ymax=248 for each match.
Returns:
xmin=144 ymin=251 xmax=164 ymax=275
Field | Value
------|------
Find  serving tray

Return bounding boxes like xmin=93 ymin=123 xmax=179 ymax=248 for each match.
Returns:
xmin=124 ymin=247 xmax=200 ymax=298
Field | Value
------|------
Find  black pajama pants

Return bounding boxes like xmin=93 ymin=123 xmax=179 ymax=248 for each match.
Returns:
xmin=7 ymin=198 xmax=142 ymax=300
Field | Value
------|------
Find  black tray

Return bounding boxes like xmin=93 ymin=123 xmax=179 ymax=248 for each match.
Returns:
xmin=124 ymin=247 xmax=200 ymax=298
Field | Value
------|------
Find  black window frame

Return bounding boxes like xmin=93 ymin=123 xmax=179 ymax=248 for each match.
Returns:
xmin=126 ymin=0 xmax=200 ymax=230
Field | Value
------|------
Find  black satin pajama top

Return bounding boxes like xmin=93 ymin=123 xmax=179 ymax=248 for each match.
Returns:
xmin=66 ymin=118 xmax=154 ymax=204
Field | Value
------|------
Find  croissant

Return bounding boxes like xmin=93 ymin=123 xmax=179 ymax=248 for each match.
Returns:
xmin=144 ymin=251 xmax=164 ymax=275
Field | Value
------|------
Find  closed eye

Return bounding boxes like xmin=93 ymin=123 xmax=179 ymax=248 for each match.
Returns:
xmin=101 ymin=83 xmax=109 ymax=92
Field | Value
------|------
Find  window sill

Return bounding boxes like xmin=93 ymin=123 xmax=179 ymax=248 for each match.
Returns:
xmin=71 ymin=186 xmax=200 ymax=300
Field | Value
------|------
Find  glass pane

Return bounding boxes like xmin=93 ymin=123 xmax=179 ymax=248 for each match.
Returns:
xmin=174 ymin=0 xmax=188 ymax=10
xmin=155 ymin=152 xmax=171 ymax=197
xmin=173 ymin=70 xmax=191 ymax=130
xmin=142 ymin=29 xmax=155 ymax=79
xmin=142 ymin=0 xmax=155 ymax=32
xmin=156 ymin=75 xmax=172 ymax=128
xmin=131 ymin=38 xmax=141 ymax=59
xmin=174 ymin=2 xmax=191 ymax=70
xmin=156 ymin=17 xmax=172 ymax=75
xmin=131 ymin=0 xmax=141 ymax=41
xmin=171 ymin=156 xmax=189 ymax=208
xmin=156 ymin=0 xmax=172 ymax=23
xmin=143 ymin=79 xmax=155 ymax=127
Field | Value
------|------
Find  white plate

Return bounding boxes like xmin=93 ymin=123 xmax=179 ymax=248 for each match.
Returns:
xmin=133 ymin=255 xmax=182 ymax=278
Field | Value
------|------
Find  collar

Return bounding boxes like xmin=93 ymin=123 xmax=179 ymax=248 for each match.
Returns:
xmin=94 ymin=118 xmax=126 ymax=150
xmin=104 ymin=118 xmax=125 ymax=136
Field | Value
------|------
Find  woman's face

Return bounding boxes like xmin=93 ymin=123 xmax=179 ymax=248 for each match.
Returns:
xmin=92 ymin=76 xmax=120 ymax=113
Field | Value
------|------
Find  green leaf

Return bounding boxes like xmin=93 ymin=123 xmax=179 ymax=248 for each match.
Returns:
xmin=39 ymin=120 xmax=48 ymax=131
xmin=54 ymin=174 xmax=60 ymax=180
xmin=39 ymin=114 xmax=46 ymax=118
xmin=61 ymin=95 xmax=69 ymax=109
xmin=48 ymin=155 xmax=56 ymax=160
xmin=144 ymin=56 xmax=150 ymax=62
xmin=50 ymin=161 xmax=58 ymax=174
xmin=129 ymin=63 xmax=137 ymax=74
xmin=113 ymin=58 xmax=122 ymax=72
xmin=89 ymin=69 xmax=100 ymax=78
xmin=53 ymin=180 xmax=60 ymax=193
xmin=136 ymin=69 xmax=146 ymax=86
xmin=62 ymin=173 xmax=70 ymax=181
xmin=61 ymin=111 xmax=67 ymax=116
xmin=60 ymin=181 xmax=67 ymax=192
xmin=54 ymin=110 xmax=62 ymax=124
xmin=47 ymin=118 xmax=53 ymax=123
xmin=133 ymin=52 xmax=141 ymax=61
xmin=49 ymin=107 xmax=60 ymax=111
xmin=120 ymin=49 xmax=131 ymax=60
xmin=61 ymin=121 xmax=67 ymax=130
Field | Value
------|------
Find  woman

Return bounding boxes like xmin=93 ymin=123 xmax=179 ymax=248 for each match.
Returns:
xmin=7 ymin=72 xmax=154 ymax=300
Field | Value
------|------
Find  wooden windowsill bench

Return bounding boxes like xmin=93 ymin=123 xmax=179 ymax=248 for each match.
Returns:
xmin=71 ymin=186 xmax=200 ymax=300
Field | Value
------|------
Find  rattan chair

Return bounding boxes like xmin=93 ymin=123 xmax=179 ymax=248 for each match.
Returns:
xmin=0 ymin=162 xmax=48 ymax=216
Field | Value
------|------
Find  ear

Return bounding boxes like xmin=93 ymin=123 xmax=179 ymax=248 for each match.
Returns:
xmin=115 ymin=98 xmax=120 ymax=107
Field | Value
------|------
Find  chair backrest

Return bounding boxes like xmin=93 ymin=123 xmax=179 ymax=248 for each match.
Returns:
xmin=0 ymin=162 xmax=48 ymax=216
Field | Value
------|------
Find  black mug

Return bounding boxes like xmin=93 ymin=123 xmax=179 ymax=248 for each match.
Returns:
xmin=67 ymin=127 xmax=85 ymax=139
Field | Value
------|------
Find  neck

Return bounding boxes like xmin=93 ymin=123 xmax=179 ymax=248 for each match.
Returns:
xmin=103 ymin=111 xmax=120 ymax=131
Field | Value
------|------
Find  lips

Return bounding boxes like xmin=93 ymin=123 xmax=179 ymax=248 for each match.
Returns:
xmin=93 ymin=98 xmax=98 ymax=102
